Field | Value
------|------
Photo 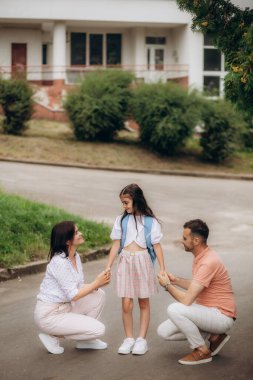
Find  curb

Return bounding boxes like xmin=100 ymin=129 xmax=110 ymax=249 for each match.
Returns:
xmin=1 ymin=157 xmax=253 ymax=181
xmin=0 ymin=246 xmax=110 ymax=282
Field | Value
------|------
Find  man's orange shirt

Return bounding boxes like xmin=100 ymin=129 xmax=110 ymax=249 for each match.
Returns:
xmin=192 ymin=247 xmax=237 ymax=318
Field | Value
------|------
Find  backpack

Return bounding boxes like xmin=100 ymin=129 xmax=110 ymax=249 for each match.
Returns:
xmin=119 ymin=214 xmax=156 ymax=264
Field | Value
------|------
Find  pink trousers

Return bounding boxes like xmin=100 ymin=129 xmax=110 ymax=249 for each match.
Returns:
xmin=34 ymin=288 xmax=106 ymax=341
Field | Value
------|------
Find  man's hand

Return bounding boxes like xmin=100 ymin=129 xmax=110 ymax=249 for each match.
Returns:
xmin=157 ymin=272 xmax=170 ymax=288
xmin=167 ymin=272 xmax=177 ymax=284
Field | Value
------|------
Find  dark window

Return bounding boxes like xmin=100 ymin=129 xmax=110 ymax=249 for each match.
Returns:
xmin=106 ymin=34 xmax=121 ymax=65
xmin=204 ymin=76 xmax=220 ymax=95
xmin=42 ymin=44 xmax=47 ymax=65
xmin=204 ymin=49 xmax=221 ymax=71
xmin=204 ymin=33 xmax=214 ymax=46
xmin=155 ymin=49 xmax=164 ymax=71
xmin=90 ymin=34 xmax=103 ymax=65
xmin=146 ymin=36 xmax=166 ymax=45
xmin=147 ymin=48 xmax=151 ymax=70
xmin=71 ymin=33 xmax=86 ymax=65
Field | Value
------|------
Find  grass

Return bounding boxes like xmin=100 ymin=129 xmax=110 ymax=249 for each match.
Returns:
xmin=0 ymin=190 xmax=111 ymax=268
xmin=0 ymin=119 xmax=253 ymax=174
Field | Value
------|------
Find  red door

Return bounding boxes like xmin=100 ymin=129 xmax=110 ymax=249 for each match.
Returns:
xmin=11 ymin=43 xmax=27 ymax=79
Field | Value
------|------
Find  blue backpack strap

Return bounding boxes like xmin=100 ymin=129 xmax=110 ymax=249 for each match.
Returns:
xmin=119 ymin=214 xmax=129 ymax=254
xmin=144 ymin=216 xmax=156 ymax=263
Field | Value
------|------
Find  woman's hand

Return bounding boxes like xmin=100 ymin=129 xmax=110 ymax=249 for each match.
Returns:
xmin=94 ymin=270 xmax=111 ymax=288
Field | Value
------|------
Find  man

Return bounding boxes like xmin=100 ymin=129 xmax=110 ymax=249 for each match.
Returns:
xmin=157 ymin=219 xmax=236 ymax=365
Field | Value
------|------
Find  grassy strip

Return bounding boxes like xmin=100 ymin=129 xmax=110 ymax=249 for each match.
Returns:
xmin=0 ymin=190 xmax=111 ymax=268
xmin=0 ymin=120 xmax=253 ymax=173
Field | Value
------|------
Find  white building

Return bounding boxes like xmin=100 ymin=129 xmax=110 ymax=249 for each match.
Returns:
xmin=0 ymin=0 xmax=251 ymax=96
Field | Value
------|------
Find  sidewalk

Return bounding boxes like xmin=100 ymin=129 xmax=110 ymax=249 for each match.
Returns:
xmin=1 ymin=157 xmax=253 ymax=181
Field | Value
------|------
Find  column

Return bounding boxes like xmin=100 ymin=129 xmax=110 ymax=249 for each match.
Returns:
xmin=52 ymin=22 xmax=66 ymax=85
xmin=132 ymin=27 xmax=145 ymax=78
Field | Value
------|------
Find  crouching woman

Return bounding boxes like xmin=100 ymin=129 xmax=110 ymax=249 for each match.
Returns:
xmin=34 ymin=220 xmax=111 ymax=354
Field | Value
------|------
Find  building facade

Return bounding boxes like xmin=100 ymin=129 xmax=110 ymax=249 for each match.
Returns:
xmin=0 ymin=0 xmax=251 ymax=96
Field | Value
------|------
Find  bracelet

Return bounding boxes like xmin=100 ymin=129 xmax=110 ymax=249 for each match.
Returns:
xmin=164 ymin=282 xmax=170 ymax=291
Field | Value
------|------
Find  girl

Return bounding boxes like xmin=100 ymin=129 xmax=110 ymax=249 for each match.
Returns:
xmin=105 ymin=184 xmax=166 ymax=355
xmin=34 ymin=220 xmax=111 ymax=354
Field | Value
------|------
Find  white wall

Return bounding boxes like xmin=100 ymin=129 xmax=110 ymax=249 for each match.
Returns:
xmin=0 ymin=28 xmax=42 ymax=80
xmin=0 ymin=0 xmax=190 ymax=24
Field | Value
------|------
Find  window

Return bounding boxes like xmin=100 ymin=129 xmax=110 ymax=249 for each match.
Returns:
xmin=42 ymin=44 xmax=47 ymax=65
xmin=204 ymin=34 xmax=214 ymax=46
xmin=155 ymin=49 xmax=164 ymax=71
xmin=204 ymin=49 xmax=221 ymax=71
xmin=71 ymin=33 xmax=86 ymax=65
xmin=203 ymin=33 xmax=225 ymax=96
xmin=90 ymin=34 xmax=103 ymax=65
xmin=107 ymin=34 xmax=121 ymax=65
xmin=70 ymin=32 xmax=122 ymax=67
xmin=146 ymin=37 xmax=166 ymax=45
xmin=203 ymin=76 xmax=220 ymax=95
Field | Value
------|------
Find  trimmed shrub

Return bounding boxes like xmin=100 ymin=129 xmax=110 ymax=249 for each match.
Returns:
xmin=241 ymin=112 xmax=253 ymax=150
xmin=64 ymin=70 xmax=135 ymax=141
xmin=0 ymin=78 xmax=33 ymax=135
xmin=200 ymin=100 xmax=246 ymax=163
xmin=131 ymin=82 xmax=202 ymax=154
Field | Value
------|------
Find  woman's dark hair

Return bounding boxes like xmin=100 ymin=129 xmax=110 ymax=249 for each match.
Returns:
xmin=48 ymin=221 xmax=76 ymax=261
xmin=183 ymin=219 xmax=209 ymax=243
xmin=119 ymin=183 xmax=158 ymax=229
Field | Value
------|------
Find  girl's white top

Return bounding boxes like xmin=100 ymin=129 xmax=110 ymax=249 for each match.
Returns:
xmin=37 ymin=252 xmax=84 ymax=304
xmin=110 ymin=214 xmax=163 ymax=248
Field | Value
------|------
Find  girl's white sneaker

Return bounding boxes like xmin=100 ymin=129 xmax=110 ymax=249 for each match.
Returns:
xmin=132 ymin=337 xmax=148 ymax=355
xmin=118 ymin=338 xmax=135 ymax=354
xmin=38 ymin=333 xmax=64 ymax=354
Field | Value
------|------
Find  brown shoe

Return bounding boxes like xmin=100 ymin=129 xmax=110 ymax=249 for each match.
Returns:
xmin=209 ymin=334 xmax=230 ymax=356
xmin=178 ymin=348 xmax=212 ymax=365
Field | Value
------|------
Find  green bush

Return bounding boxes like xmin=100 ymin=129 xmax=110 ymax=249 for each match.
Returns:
xmin=241 ymin=112 xmax=253 ymax=150
xmin=131 ymin=82 xmax=202 ymax=154
xmin=200 ymin=100 xmax=246 ymax=163
xmin=64 ymin=70 xmax=134 ymax=141
xmin=0 ymin=78 xmax=33 ymax=135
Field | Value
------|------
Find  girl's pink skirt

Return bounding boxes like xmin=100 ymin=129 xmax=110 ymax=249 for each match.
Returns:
xmin=117 ymin=249 xmax=158 ymax=299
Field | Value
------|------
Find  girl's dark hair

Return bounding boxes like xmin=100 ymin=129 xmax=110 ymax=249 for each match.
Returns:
xmin=119 ymin=184 xmax=157 ymax=228
xmin=48 ymin=221 xmax=76 ymax=261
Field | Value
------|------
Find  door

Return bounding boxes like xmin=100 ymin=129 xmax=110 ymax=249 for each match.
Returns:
xmin=146 ymin=46 xmax=164 ymax=71
xmin=11 ymin=43 xmax=27 ymax=79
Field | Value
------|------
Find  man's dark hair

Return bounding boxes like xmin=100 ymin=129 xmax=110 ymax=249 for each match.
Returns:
xmin=183 ymin=219 xmax=209 ymax=243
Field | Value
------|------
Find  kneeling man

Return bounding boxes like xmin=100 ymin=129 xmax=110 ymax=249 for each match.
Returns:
xmin=157 ymin=219 xmax=236 ymax=365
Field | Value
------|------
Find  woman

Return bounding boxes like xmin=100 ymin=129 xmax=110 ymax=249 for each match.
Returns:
xmin=34 ymin=220 xmax=111 ymax=354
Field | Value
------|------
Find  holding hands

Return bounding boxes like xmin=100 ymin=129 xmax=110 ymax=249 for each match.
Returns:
xmin=94 ymin=269 xmax=111 ymax=288
xmin=157 ymin=272 xmax=171 ymax=288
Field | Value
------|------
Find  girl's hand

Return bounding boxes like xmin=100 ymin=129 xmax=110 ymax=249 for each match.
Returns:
xmin=95 ymin=270 xmax=111 ymax=288
xmin=158 ymin=269 xmax=166 ymax=276
xmin=157 ymin=272 xmax=170 ymax=288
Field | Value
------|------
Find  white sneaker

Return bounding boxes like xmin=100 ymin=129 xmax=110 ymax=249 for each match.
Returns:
xmin=38 ymin=333 xmax=64 ymax=354
xmin=132 ymin=337 xmax=148 ymax=355
xmin=76 ymin=339 xmax=108 ymax=350
xmin=118 ymin=338 xmax=135 ymax=354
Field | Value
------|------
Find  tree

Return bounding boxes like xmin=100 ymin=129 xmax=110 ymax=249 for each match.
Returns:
xmin=176 ymin=0 xmax=253 ymax=117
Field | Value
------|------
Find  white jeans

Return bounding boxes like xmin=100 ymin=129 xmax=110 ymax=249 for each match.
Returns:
xmin=157 ymin=302 xmax=235 ymax=349
xmin=34 ymin=288 xmax=106 ymax=341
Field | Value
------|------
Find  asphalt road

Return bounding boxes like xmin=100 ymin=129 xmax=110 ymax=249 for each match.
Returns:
xmin=0 ymin=162 xmax=253 ymax=380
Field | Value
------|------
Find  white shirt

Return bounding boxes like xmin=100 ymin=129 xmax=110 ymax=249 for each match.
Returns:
xmin=37 ymin=252 xmax=84 ymax=304
xmin=110 ymin=214 xmax=163 ymax=248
